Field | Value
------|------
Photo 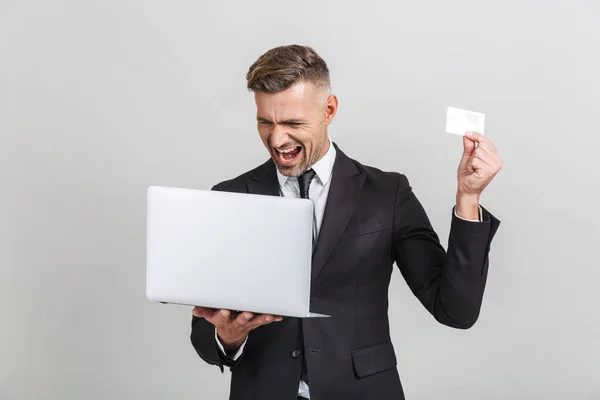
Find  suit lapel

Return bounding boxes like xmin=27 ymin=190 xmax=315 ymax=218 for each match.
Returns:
xmin=246 ymin=159 xmax=280 ymax=197
xmin=312 ymin=144 xmax=365 ymax=280
xmin=245 ymin=147 xmax=365 ymax=281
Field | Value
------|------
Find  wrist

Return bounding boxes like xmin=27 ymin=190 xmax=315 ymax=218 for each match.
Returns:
xmin=218 ymin=333 xmax=246 ymax=353
xmin=456 ymin=193 xmax=480 ymax=220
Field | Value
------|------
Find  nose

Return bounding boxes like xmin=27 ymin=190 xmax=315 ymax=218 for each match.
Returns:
xmin=270 ymin=124 xmax=291 ymax=149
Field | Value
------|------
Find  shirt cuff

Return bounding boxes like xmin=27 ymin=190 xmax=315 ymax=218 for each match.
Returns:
xmin=454 ymin=205 xmax=483 ymax=222
xmin=215 ymin=327 xmax=247 ymax=361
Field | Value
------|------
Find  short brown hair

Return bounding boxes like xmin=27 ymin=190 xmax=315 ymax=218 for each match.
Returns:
xmin=246 ymin=45 xmax=330 ymax=93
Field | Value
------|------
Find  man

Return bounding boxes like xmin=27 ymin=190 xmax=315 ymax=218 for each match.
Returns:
xmin=190 ymin=45 xmax=502 ymax=400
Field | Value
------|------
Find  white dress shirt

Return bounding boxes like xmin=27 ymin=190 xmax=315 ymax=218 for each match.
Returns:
xmin=215 ymin=138 xmax=481 ymax=399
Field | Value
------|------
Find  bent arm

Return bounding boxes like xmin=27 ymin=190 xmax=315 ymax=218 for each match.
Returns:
xmin=392 ymin=174 xmax=500 ymax=329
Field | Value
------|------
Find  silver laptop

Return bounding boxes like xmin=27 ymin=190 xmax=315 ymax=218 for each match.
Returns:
xmin=146 ymin=185 xmax=329 ymax=318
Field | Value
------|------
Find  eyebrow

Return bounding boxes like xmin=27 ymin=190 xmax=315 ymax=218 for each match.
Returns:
xmin=257 ymin=117 xmax=306 ymax=125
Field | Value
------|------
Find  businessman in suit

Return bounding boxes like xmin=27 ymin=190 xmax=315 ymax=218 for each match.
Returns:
xmin=190 ymin=45 xmax=502 ymax=400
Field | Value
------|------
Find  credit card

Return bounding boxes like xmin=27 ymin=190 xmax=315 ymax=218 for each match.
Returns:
xmin=446 ymin=106 xmax=485 ymax=136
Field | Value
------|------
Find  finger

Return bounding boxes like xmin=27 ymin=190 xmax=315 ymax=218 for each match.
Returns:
xmin=473 ymin=143 xmax=489 ymax=156
xmin=475 ymin=143 xmax=503 ymax=170
xmin=474 ymin=139 xmax=498 ymax=158
xmin=470 ymin=157 xmax=487 ymax=173
xmin=465 ymin=131 xmax=484 ymax=143
xmin=467 ymin=132 xmax=499 ymax=156
xmin=192 ymin=306 xmax=217 ymax=319
xmin=478 ymin=135 xmax=497 ymax=151
xmin=248 ymin=314 xmax=283 ymax=330
xmin=472 ymin=149 xmax=492 ymax=167
xmin=231 ymin=312 xmax=255 ymax=329
xmin=210 ymin=309 xmax=232 ymax=326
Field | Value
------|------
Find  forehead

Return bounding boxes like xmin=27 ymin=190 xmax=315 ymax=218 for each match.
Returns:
xmin=254 ymin=82 xmax=317 ymax=117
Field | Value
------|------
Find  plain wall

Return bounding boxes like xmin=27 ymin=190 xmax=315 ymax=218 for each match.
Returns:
xmin=1 ymin=0 xmax=599 ymax=399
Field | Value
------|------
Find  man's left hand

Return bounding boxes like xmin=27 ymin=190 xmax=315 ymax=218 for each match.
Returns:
xmin=455 ymin=131 xmax=503 ymax=219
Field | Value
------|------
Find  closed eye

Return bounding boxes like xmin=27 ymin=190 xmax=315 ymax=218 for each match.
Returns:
xmin=257 ymin=120 xmax=273 ymax=127
xmin=257 ymin=118 xmax=305 ymax=127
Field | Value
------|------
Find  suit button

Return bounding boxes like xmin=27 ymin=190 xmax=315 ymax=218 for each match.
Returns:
xmin=291 ymin=349 xmax=302 ymax=359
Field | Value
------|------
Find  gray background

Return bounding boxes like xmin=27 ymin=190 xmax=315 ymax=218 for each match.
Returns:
xmin=1 ymin=0 xmax=599 ymax=399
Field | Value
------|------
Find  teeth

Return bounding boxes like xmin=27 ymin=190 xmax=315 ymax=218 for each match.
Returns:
xmin=277 ymin=147 xmax=299 ymax=154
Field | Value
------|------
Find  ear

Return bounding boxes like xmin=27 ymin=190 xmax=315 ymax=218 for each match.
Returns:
xmin=323 ymin=94 xmax=338 ymax=126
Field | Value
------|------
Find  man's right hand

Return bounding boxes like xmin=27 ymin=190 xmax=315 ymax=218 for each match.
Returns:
xmin=192 ymin=307 xmax=282 ymax=353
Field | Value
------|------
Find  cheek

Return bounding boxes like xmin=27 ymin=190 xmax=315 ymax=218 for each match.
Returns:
xmin=306 ymin=130 xmax=324 ymax=149
xmin=298 ymin=128 xmax=318 ymax=145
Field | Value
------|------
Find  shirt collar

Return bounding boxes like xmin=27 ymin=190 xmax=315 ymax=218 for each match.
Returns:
xmin=276 ymin=137 xmax=336 ymax=188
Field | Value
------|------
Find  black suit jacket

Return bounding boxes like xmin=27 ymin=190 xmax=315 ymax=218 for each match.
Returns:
xmin=191 ymin=143 xmax=500 ymax=400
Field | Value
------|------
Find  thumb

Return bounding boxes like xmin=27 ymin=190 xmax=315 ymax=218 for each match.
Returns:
xmin=462 ymin=134 xmax=476 ymax=157
xmin=458 ymin=134 xmax=477 ymax=174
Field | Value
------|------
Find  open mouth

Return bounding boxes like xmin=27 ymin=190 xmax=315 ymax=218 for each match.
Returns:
xmin=274 ymin=146 xmax=302 ymax=165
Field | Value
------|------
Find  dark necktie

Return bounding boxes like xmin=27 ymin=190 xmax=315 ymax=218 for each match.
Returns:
xmin=298 ymin=168 xmax=318 ymax=250
xmin=297 ymin=168 xmax=316 ymax=199
xmin=297 ymin=168 xmax=316 ymax=386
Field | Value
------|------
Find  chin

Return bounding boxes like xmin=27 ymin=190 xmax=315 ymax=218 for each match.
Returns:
xmin=273 ymin=161 xmax=304 ymax=177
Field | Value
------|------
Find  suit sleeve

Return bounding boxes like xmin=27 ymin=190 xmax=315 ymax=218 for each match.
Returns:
xmin=190 ymin=316 xmax=243 ymax=372
xmin=392 ymin=174 xmax=500 ymax=329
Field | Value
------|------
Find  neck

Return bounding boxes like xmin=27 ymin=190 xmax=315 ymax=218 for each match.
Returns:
xmin=312 ymin=136 xmax=331 ymax=165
